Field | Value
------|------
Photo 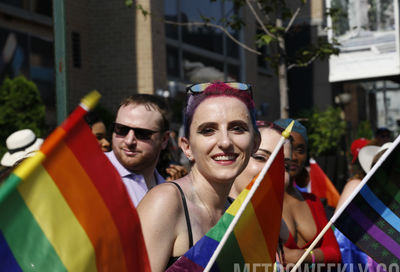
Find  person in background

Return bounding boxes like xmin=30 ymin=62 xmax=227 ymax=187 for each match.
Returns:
xmin=106 ymin=94 xmax=170 ymax=207
xmin=229 ymin=120 xmax=293 ymax=263
xmin=84 ymin=111 xmax=111 ymax=152
xmin=334 ymin=140 xmax=391 ymax=272
xmin=370 ymin=127 xmax=392 ymax=147
xmin=274 ymin=119 xmax=341 ymax=268
xmin=137 ymin=82 xmax=260 ymax=271
xmin=230 ymin=121 xmax=292 ymax=199
xmin=156 ymin=128 xmax=188 ymax=181
xmin=274 ymin=119 xmax=309 ymax=191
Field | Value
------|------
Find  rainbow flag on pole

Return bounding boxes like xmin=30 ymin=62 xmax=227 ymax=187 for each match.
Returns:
xmin=309 ymin=158 xmax=340 ymax=208
xmin=333 ymin=135 xmax=400 ymax=266
xmin=167 ymin=148 xmax=285 ymax=272
xmin=0 ymin=91 xmax=150 ymax=271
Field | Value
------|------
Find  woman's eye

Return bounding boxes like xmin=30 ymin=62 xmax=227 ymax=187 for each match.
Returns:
xmin=95 ymin=134 xmax=105 ymax=140
xmin=198 ymin=127 xmax=215 ymax=135
xmin=231 ymin=126 xmax=246 ymax=133
xmin=252 ymin=154 xmax=267 ymax=162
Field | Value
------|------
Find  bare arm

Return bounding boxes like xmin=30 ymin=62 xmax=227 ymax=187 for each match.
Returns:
xmin=137 ymin=184 xmax=182 ymax=272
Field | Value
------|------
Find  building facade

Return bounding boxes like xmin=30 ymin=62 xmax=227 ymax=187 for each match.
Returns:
xmin=1 ymin=0 xmax=334 ymax=128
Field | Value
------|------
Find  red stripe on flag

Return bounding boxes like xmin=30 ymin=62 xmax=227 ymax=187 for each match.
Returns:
xmin=251 ymin=149 xmax=285 ymax=257
xmin=309 ymin=161 xmax=339 ymax=207
xmin=44 ymin=141 xmax=128 ymax=271
xmin=65 ymin=120 xmax=150 ymax=271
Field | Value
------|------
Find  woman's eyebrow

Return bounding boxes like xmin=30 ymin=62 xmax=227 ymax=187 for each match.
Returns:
xmin=257 ymin=148 xmax=271 ymax=155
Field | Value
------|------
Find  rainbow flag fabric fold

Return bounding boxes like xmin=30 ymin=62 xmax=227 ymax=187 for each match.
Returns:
xmin=309 ymin=158 xmax=340 ymax=208
xmin=334 ymin=137 xmax=400 ymax=266
xmin=0 ymin=93 xmax=150 ymax=271
xmin=167 ymin=148 xmax=285 ymax=272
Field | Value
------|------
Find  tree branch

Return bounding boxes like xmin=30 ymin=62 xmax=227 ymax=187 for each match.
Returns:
xmin=285 ymin=7 xmax=301 ymax=33
xmin=287 ymin=52 xmax=320 ymax=70
xmin=245 ymin=0 xmax=276 ymax=38
xmin=164 ymin=20 xmax=262 ymax=55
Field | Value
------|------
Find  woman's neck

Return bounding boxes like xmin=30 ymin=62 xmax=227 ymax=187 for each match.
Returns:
xmin=285 ymin=183 xmax=303 ymax=200
xmin=188 ymin=167 xmax=231 ymax=211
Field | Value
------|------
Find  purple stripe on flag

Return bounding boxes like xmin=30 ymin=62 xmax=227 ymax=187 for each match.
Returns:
xmin=0 ymin=231 xmax=22 ymax=272
xmin=184 ymin=235 xmax=219 ymax=268
xmin=166 ymin=255 xmax=204 ymax=272
xmin=347 ymin=203 xmax=400 ymax=259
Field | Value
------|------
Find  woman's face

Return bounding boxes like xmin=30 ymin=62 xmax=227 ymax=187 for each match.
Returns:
xmin=289 ymin=131 xmax=307 ymax=178
xmin=91 ymin=121 xmax=111 ymax=152
xmin=181 ymin=96 xmax=259 ymax=183
xmin=234 ymin=127 xmax=292 ymax=192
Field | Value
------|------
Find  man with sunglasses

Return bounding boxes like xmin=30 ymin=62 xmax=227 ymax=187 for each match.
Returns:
xmin=106 ymin=94 xmax=170 ymax=206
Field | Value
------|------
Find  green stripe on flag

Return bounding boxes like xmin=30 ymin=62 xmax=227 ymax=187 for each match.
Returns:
xmin=0 ymin=178 xmax=67 ymax=271
xmin=206 ymin=213 xmax=234 ymax=242
xmin=216 ymin=232 xmax=246 ymax=272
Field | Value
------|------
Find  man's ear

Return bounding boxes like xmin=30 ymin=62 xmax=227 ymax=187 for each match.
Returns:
xmin=161 ymin=131 xmax=170 ymax=150
xmin=179 ymin=136 xmax=193 ymax=162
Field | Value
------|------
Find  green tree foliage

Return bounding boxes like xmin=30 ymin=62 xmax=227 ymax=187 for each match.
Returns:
xmin=356 ymin=120 xmax=373 ymax=140
xmin=303 ymin=106 xmax=346 ymax=157
xmin=0 ymin=76 xmax=47 ymax=156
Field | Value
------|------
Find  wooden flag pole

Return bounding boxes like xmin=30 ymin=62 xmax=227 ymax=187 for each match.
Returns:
xmin=204 ymin=121 xmax=294 ymax=272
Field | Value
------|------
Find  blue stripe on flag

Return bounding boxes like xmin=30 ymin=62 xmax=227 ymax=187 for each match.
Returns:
xmin=184 ymin=235 xmax=219 ymax=268
xmin=360 ymin=185 xmax=400 ymax=233
xmin=0 ymin=230 xmax=22 ymax=272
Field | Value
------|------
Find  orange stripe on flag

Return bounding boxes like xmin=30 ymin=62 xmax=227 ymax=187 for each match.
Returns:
xmin=234 ymin=202 xmax=273 ymax=264
xmin=44 ymin=142 xmax=128 ymax=271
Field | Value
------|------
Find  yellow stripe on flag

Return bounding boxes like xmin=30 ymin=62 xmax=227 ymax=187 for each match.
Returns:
xmin=226 ymin=188 xmax=250 ymax=216
xmin=234 ymin=202 xmax=273 ymax=264
xmin=18 ymin=164 xmax=97 ymax=271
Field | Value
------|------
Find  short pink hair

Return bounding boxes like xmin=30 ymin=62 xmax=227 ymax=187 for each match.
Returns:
xmin=183 ymin=82 xmax=257 ymax=137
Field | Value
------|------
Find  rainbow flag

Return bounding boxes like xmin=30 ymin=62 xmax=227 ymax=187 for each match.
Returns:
xmin=333 ymin=135 xmax=400 ymax=266
xmin=309 ymin=158 xmax=340 ymax=208
xmin=167 ymin=148 xmax=285 ymax=272
xmin=0 ymin=92 xmax=150 ymax=271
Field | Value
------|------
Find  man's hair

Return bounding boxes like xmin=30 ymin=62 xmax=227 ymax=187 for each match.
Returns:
xmin=117 ymin=94 xmax=170 ymax=131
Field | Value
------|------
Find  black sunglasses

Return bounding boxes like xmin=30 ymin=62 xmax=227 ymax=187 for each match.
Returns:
xmin=112 ymin=123 xmax=160 ymax=140
xmin=186 ymin=82 xmax=253 ymax=97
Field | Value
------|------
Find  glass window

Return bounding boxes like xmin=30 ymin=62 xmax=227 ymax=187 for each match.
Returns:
xmin=227 ymin=64 xmax=239 ymax=81
xmin=225 ymin=1 xmax=239 ymax=58
xmin=0 ymin=0 xmax=23 ymax=8
xmin=30 ymin=36 xmax=55 ymax=107
xmin=183 ymin=51 xmax=224 ymax=82
xmin=181 ymin=1 xmax=223 ymax=54
xmin=166 ymin=45 xmax=179 ymax=77
xmin=0 ymin=28 xmax=30 ymax=80
xmin=32 ymin=0 xmax=52 ymax=17
xmin=164 ymin=0 xmax=178 ymax=39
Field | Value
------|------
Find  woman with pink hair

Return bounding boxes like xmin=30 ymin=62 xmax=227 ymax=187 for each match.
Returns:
xmin=137 ymin=82 xmax=260 ymax=271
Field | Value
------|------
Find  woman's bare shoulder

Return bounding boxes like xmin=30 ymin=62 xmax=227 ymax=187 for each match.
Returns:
xmin=138 ymin=181 xmax=185 ymax=214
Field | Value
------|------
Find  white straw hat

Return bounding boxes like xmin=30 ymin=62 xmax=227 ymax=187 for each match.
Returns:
xmin=358 ymin=142 xmax=393 ymax=173
xmin=1 ymin=129 xmax=43 ymax=167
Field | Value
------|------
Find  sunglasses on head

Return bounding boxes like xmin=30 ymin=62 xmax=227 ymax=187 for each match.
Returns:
xmin=112 ymin=123 xmax=160 ymax=140
xmin=186 ymin=82 xmax=252 ymax=97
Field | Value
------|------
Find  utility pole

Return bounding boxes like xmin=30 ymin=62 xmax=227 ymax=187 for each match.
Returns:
xmin=52 ymin=0 xmax=68 ymax=124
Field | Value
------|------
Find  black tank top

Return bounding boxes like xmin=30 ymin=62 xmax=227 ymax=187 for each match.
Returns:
xmin=165 ymin=182 xmax=194 ymax=268
xmin=165 ymin=183 xmax=234 ymax=269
